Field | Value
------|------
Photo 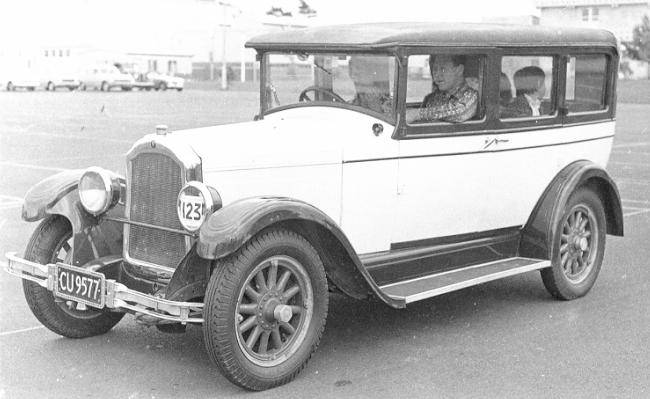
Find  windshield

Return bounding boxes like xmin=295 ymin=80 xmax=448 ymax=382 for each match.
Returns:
xmin=263 ymin=52 xmax=396 ymax=120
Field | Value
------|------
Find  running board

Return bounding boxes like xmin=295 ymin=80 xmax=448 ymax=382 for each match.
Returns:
xmin=378 ymin=257 xmax=550 ymax=304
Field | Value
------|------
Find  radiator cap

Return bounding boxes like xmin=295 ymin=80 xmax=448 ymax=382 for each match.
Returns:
xmin=155 ymin=124 xmax=169 ymax=135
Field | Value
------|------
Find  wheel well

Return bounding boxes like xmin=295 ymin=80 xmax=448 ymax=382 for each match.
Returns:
xmin=270 ymin=219 xmax=372 ymax=300
xmin=580 ymin=177 xmax=624 ymax=236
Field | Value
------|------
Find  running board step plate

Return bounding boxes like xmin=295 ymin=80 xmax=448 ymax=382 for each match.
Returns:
xmin=379 ymin=257 xmax=550 ymax=304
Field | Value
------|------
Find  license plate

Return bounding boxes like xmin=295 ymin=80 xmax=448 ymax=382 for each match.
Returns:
xmin=54 ymin=264 xmax=105 ymax=308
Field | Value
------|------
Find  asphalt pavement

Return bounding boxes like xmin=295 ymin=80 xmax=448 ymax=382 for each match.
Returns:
xmin=0 ymin=90 xmax=648 ymax=398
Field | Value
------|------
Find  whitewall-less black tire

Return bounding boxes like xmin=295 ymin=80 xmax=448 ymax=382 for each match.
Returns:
xmin=202 ymin=228 xmax=328 ymax=390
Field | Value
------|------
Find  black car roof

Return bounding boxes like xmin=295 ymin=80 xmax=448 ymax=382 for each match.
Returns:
xmin=245 ymin=22 xmax=617 ymax=51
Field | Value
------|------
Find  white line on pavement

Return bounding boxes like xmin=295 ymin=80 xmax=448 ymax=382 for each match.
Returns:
xmin=609 ymin=161 xmax=650 ymax=167
xmin=0 ymin=326 xmax=46 ymax=337
xmin=623 ymin=208 xmax=650 ymax=217
xmin=616 ymin=178 xmax=650 ymax=186
xmin=0 ymin=161 xmax=69 ymax=172
xmin=613 ymin=141 xmax=650 ymax=149
xmin=622 ymin=199 xmax=650 ymax=205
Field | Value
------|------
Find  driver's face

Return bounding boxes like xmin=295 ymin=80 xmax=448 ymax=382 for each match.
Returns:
xmin=430 ymin=56 xmax=462 ymax=92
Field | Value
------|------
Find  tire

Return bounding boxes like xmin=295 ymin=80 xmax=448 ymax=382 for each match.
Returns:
xmin=541 ymin=187 xmax=606 ymax=300
xmin=7 ymin=82 xmax=14 ymax=91
xmin=203 ymin=228 xmax=328 ymax=391
xmin=160 ymin=82 xmax=167 ymax=91
xmin=47 ymin=82 xmax=55 ymax=91
xmin=100 ymin=81 xmax=109 ymax=91
xmin=22 ymin=216 xmax=124 ymax=338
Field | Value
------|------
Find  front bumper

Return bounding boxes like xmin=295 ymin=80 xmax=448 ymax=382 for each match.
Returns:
xmin=4 ymin=252 xmax=203 ymax=324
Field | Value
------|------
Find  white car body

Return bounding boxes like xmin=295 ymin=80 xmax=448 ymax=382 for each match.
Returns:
xmin=147 ymin=72 xmax=184 ymax=91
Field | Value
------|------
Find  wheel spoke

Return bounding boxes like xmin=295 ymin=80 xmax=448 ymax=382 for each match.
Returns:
xmin=238 ymin=303 xmax=257 ymax=315
xmin=282 ymin=285 xmax=300 ymax=302
xmin=276 ymin=270 xmax=291 ymax=292
xmin=239 ymin=315 xmax=257 ymax=333
xmin=255 ymin=271 xmax=268 ymax=293
xmin=246 ymin=325 xmax=263 ymax=349
xmin=289 ymin=305 xmax=302 ymax=315
xmin=577 ymin=254 xmax=585 ymax=269
xmin=560 ymin=243 xmax=568 ymax=253
xmin=258 ymin=331 xmax=271 ymax=354
xmin=267 ymin=259 xmax=278 ymax=289
xmin=561 ymin=252 xmax=569 ymax=269
xmin=575 ymin=212 xmax=582 ymax=230
xmin=271 ymin=326 xmax=283 ymax=349
xmin=569 ymin=212 xmax=575 ymax=227
xmin=579 ymin=218 xmax=588 ymax=232
xmin=561 ymin=233 xmax=569 ymax=243
xmin=245 ymin=285 xmax=262 ymax=302
xmin=279 ymin=321 xmax=296 ymax=335
xmin=570 ymin=258 xmax=578 ymax=275
xmin=583 ymin=231 xmax=591 ymax=238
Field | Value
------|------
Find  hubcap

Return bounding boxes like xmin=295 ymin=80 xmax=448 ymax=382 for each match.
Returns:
xmin=559 ymin=205 xmax=598 ymax=283
xmin=235 ymin=255 xmax=313 ymax=367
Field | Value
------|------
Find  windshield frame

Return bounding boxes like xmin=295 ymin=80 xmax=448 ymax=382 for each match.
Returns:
xmin=258 ymin=50 xmax=400 ymax=124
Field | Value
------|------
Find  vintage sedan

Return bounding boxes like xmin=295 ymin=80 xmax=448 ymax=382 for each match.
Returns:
xmin=5 ymin=23 xmax=623 ymax=391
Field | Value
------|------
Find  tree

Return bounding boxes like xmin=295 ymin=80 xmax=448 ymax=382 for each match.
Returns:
xmin=624 ymin=15 xmax=650 ymax=61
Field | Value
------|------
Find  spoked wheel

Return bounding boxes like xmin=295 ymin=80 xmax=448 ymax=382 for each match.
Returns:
xmin=203 ymin=228 xmax=328 ymax=391
xmin=541 ymin=188 xmax=606 ymax=300
xmin=22 ymin=216 xmax=124 ymax=338
xmin=235 ymin=255 xmax=313 ymax=367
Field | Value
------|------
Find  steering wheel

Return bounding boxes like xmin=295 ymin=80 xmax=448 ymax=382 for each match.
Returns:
xmin=298 ymin=86 xmax=346 ymax=103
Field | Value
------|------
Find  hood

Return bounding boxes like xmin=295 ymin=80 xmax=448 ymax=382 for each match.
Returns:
xmin=178 ymin=110 xmax=348 ymax=172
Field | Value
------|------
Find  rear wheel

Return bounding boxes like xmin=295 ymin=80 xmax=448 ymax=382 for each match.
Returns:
xmin=203 ymin=228 xmax=328 ymax=390
xmin=47 ymin=82 xmax=55 ymax=91
xmin=100 ymin=81 xmax=109 ymax=91
xmin=541 ymin=188 xmax=606 ymax=300
xmin=7 ymin=82 xmax=14 ymax=91
xmin=22 ymin=216 xmax=124 ymax=338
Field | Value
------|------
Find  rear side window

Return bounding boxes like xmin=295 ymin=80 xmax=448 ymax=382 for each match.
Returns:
xmin=565 ymin=54 xmax=607 ymax=113
xmin=499 ymin=56 xmax=555 ymax=119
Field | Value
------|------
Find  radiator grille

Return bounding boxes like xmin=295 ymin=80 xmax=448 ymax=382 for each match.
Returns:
xmin=127 ymin=153 xmax=186 ymax=268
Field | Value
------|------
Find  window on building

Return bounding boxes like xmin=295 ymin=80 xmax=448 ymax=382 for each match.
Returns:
xmin=582 ymin=8 xmax=589 ymax=21
xmin=66 ymin=49 xmax=70 ymax=57
xmin=592 ymin=7 xmax=599 ymax=21
xmin=565 ymin=54 xmax=607 ymax=113
xmin=59 ymin=49 xmax=63 ymax=57
xmin=44 ymin=50 xmax=48 ymax=57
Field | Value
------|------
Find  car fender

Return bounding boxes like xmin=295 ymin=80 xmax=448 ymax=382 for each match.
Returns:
xmin=196 ymin=197 xmax=405 ymax=308
xmin=520 ymin=160 xmax=624 ymax=260
xmin=21 ymin=169 xmax=124 ymax=267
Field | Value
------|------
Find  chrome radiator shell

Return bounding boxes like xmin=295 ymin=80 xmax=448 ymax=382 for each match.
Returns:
xmin=124 ymin=135 xmax=202 ymax=272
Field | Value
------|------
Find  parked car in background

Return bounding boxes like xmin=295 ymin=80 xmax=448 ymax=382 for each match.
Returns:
xmin=43 ymin=74 xmax=82 ymax=91
xmin=131 ymin=73 xmax=156 ymax=91
xmin=1 ymin=71 xmax=40 ymax=91
xmin=147 ymin=72 xmax=184 ymax=91
xmin=79 ymin=64 xmax=135 ymax=91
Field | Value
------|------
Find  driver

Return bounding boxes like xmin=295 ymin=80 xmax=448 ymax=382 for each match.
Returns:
xmin=348 ymin=56 xmax=392 ymax=114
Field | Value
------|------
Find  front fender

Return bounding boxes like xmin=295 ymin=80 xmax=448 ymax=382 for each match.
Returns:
xmin=520 ymin=160 xmax=624 ymax=260
xmin=197 ymin=197 xmax=404 ymax=308
xmin=21 ymin=170 xmax=124 ymax=267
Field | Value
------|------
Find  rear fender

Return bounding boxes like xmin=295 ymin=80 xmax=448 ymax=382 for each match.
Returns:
xmin=196 ymin=197 xmax=404 ymax=308
xmin=21 ymin=170 xmax=124 ymax=267
xmin=520 ymin=160 xmax=623 ymax=260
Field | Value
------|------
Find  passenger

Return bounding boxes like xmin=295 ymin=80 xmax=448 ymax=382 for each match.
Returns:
xmin=499 ymin=72 xmax=513 ymax=106
xmin=502 ymin=66 xmax=547 ymax=118
xmin=411 ymin=55 xmax=478 ymax=123
xmin=348 ymin=56 xmax=392 ymax=114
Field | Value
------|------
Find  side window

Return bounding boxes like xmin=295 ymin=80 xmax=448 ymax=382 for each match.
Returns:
xmin=565 ymin=54 xmax=607 ymax=113
xmin=405 ymin=54 xmax=484 ymax=125
xmin=500 ymin=56 xmax=554 ymax=119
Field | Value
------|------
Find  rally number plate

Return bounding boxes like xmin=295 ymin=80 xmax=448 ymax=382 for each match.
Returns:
xmin=54 ymin=264 xmax=105 ymax=308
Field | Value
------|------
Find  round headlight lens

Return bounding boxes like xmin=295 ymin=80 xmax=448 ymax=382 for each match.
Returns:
xmin=177 ymin=181 xmax=222 ymax=232
xmin=79 ymin=167 xmax=119 ymax=215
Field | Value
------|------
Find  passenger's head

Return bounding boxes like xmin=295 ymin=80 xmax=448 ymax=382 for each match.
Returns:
xmin=513 ymin=66 xmax=546 ymax=98
xmin=349 ymin=56 xmax=389 ymax=87
xmin=499 ymin=72 xmax=513 ymax=105
xmin=429 ymin=55 xmax=466 ymax=92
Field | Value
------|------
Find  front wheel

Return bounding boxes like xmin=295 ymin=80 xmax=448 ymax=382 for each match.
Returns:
xmin=22 ymin=216 xmax=124 ymax=338
xmin=541 ymin=188 xmax=606 ymax=300
xmin=202 ymin=228 xmax=328 ymax=390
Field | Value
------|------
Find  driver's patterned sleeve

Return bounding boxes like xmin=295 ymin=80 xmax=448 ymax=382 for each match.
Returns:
xmin=417 ymin=84 xmax=478 ymax=123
